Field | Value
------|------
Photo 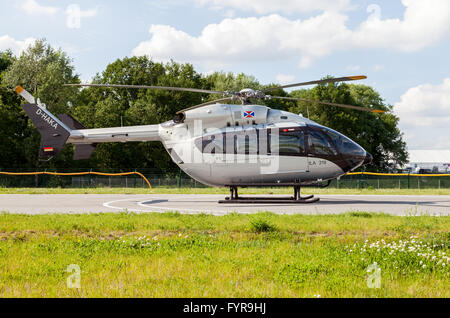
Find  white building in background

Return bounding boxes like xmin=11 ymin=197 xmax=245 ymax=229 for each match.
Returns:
xmin=405 ymin=150 xmax=450 ymax=174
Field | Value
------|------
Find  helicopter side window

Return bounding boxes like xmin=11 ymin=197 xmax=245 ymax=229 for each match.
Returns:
xmin=234 ymin=131 xmax=258 ymax=155
xmin=202 ymin=134 xmax=224 ymax=154
xmin=269 ymin=129 xmax=305 ymax=155
xmin=308 ymin=129 xmax=337 ymax=156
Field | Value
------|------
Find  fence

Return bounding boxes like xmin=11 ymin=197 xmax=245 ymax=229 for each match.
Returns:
xmin=0 ymin=169 xmax=449 ymax=189
xmin=0 ymin=171 xmax=153 ymax=189
xmin=336 ymin=172 xmax=450 ymax=189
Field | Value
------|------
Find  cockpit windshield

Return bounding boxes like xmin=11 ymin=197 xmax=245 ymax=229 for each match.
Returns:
xmin=308 ymin=129 xmax=337 ymax=156
xmin=319 ymin=126 xmax=365 ymax=158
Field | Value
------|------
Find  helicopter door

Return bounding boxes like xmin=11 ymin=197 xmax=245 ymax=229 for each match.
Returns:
xmin=264 ymin=128 xmax=308 ymax=175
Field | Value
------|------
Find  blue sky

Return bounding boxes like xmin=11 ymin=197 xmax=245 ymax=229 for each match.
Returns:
xmin=1 ymin=0 xmax=450 ymax=150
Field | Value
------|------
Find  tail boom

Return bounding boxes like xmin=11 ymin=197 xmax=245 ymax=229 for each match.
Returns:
xmin=16 ymin=86 xmax=161 ymax=161
xmin=68 ymin=125 xmax=161 ymax=144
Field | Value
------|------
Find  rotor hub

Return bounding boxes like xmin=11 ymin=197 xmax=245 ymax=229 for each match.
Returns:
xmin=235 ymin=89 xmax=265 ymax=104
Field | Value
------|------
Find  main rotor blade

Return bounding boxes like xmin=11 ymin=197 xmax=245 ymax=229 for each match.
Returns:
xmin=176 ymin=97 xmax=233 ymax=114
xmin=264 ymin=75 xmax=367 ymax=93
xmin=64 ymin=83 xmax=229 ymax=95
xmin=270 ymin=96 xmax=386 ymax=113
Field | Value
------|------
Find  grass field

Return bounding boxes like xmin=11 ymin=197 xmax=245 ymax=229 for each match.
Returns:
xmin=1 ymin=187 xmax=450 ymax=195
xmin=0 ymin=212 xmax=448 ymax=298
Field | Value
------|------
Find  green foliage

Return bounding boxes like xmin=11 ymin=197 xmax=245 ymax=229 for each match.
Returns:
xmin=347 ymin=211 xmax=374 ymax=218
xmin=250 ymin=217 xmax=277 ymax=232
xmin=72 ymin=58 xmax=207 ymax=172
xmin=0 ymin=213 xmax=448 ymax=297
xmin=204 ymin=71 xmax=261 ymax=92
xmin=276 ymin=262 xmax=329 ymax=287
xmin=0 ymin=51 xmax=38 ymax=170
xmin=3 ymin=39 xmax=79 ymax=115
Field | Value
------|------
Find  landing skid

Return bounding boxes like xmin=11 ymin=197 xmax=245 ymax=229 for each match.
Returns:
xmin=218 ymin=186 xmax=320 ymax=204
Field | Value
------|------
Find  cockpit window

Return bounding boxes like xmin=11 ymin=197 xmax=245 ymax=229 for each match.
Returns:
xmin=322 ymin=128 xmax=365 ymax=157
xmin=308 ymin=129 xmax=337 ymax=156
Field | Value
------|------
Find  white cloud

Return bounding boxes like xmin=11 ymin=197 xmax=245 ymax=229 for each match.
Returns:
xmin=65 ymin=4 xmax=99 ymax=29
xmin=132 ymin=13 xmax=350 ymax=68
xmin=194 ymin=0 xmax=352 ymax=14
xmin=352 ymin=0 xmax=450 ymax=52
xmin=395 ymin=78 xmax=450 ymax=149
xmin=0 ymin=35 xmax=36 ymax=56
xmin=276 ymin=74 xmax=295 ymax=85
xmin=21 ymin=0 xmax=59 ymax=15
xmin=132 ymin=0 xmax=450 ymax=69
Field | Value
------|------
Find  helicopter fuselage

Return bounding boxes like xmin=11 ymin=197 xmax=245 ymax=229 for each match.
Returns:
xmin=67 ymin=103 xmax=371 ymax=187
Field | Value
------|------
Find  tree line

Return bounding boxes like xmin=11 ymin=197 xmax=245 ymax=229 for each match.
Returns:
xmin=0 ymin=40 xmax=407 ymax=175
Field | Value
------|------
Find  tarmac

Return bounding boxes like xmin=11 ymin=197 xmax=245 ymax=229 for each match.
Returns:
xmin=0 ymin=194 xmax=449 ymax=215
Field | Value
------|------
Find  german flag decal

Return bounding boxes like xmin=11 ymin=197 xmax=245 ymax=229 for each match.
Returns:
xmin=44 ymin=147 xmax=54 ymax=152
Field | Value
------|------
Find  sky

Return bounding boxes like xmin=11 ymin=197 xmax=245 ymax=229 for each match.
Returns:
xmin=0 ymin=0 xmax=449 ymax=150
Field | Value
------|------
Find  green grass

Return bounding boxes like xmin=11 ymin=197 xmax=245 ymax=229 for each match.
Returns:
xmin=0 ymin=212 xmax=448 ymax=298
xmin=1 ymin=187 xmax=450 ymax=195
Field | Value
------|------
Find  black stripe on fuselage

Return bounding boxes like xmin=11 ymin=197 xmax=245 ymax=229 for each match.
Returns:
xmin=196 ymin=126 xmax=364 ymax=173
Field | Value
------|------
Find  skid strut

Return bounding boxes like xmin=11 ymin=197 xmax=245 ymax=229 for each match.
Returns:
xmin=219 ymin=185 xmax=320 ymax=204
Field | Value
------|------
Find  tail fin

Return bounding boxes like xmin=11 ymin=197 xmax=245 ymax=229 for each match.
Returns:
xmin=22 ymin=103 xmax=71 ymax=160
xmin=16 ymin=86 xmax=71 ymax=160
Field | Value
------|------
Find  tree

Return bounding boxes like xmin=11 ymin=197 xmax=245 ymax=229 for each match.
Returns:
xmin=289 ymin=82 xmax=408 ymax=171
xmin=72 ymin=57 xmax=206 ymax=173
xmin=0 ymin=50 xmax=29 ymax=170
xmin=202 ymin=72 xmax=263 ymax=104
xmin=204 ymin=72 xmax=261 ymax=92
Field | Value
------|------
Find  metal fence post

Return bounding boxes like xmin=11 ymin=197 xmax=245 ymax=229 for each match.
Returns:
xmin=408 ymin=172 xmax=410 ymax=189
xmin=88 ymin=169 xmax=92 ymax=187
xmin=43 ymin=169 xmax=47 ymax=188
xmin=360 ymin=170 xmax=365 ymax=189
xmin=178 ymin=168 xmax=182 ymax=188
xmin=134 ymin=169 xmax=137 ymax=188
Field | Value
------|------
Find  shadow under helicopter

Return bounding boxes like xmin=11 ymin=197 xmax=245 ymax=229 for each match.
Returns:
xmin=139 ymin=197 xmax=450 ymax=209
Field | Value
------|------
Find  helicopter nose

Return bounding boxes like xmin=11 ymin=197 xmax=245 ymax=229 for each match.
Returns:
xmin=363 ymin=152 xmax=373 ymax=166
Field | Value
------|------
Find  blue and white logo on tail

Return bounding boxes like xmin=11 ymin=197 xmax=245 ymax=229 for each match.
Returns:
xmin=243 ymin=111 xmax=255 ymax=118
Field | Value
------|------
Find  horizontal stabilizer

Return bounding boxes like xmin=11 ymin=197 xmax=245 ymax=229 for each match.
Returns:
xmin=58 ymin=114 xmax=86 ymax=130
xmin=58 ymin=114 xmax=97 ymax=159
xmin=22 ymin=104 xmax=71 ymax=159
xmin=74 ymin=144 xmax=97 ymax=160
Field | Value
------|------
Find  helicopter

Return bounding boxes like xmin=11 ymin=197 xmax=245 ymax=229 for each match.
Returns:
xmin=15 ymin=75 xmax=383 ymax=204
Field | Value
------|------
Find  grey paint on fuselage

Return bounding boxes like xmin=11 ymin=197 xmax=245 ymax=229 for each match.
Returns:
xmin=182 ymin=156 xmax=345 ymax=187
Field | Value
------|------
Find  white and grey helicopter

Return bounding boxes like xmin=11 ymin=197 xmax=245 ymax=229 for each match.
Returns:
xmin=15 ymin=75 xmax=383 ymax=203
